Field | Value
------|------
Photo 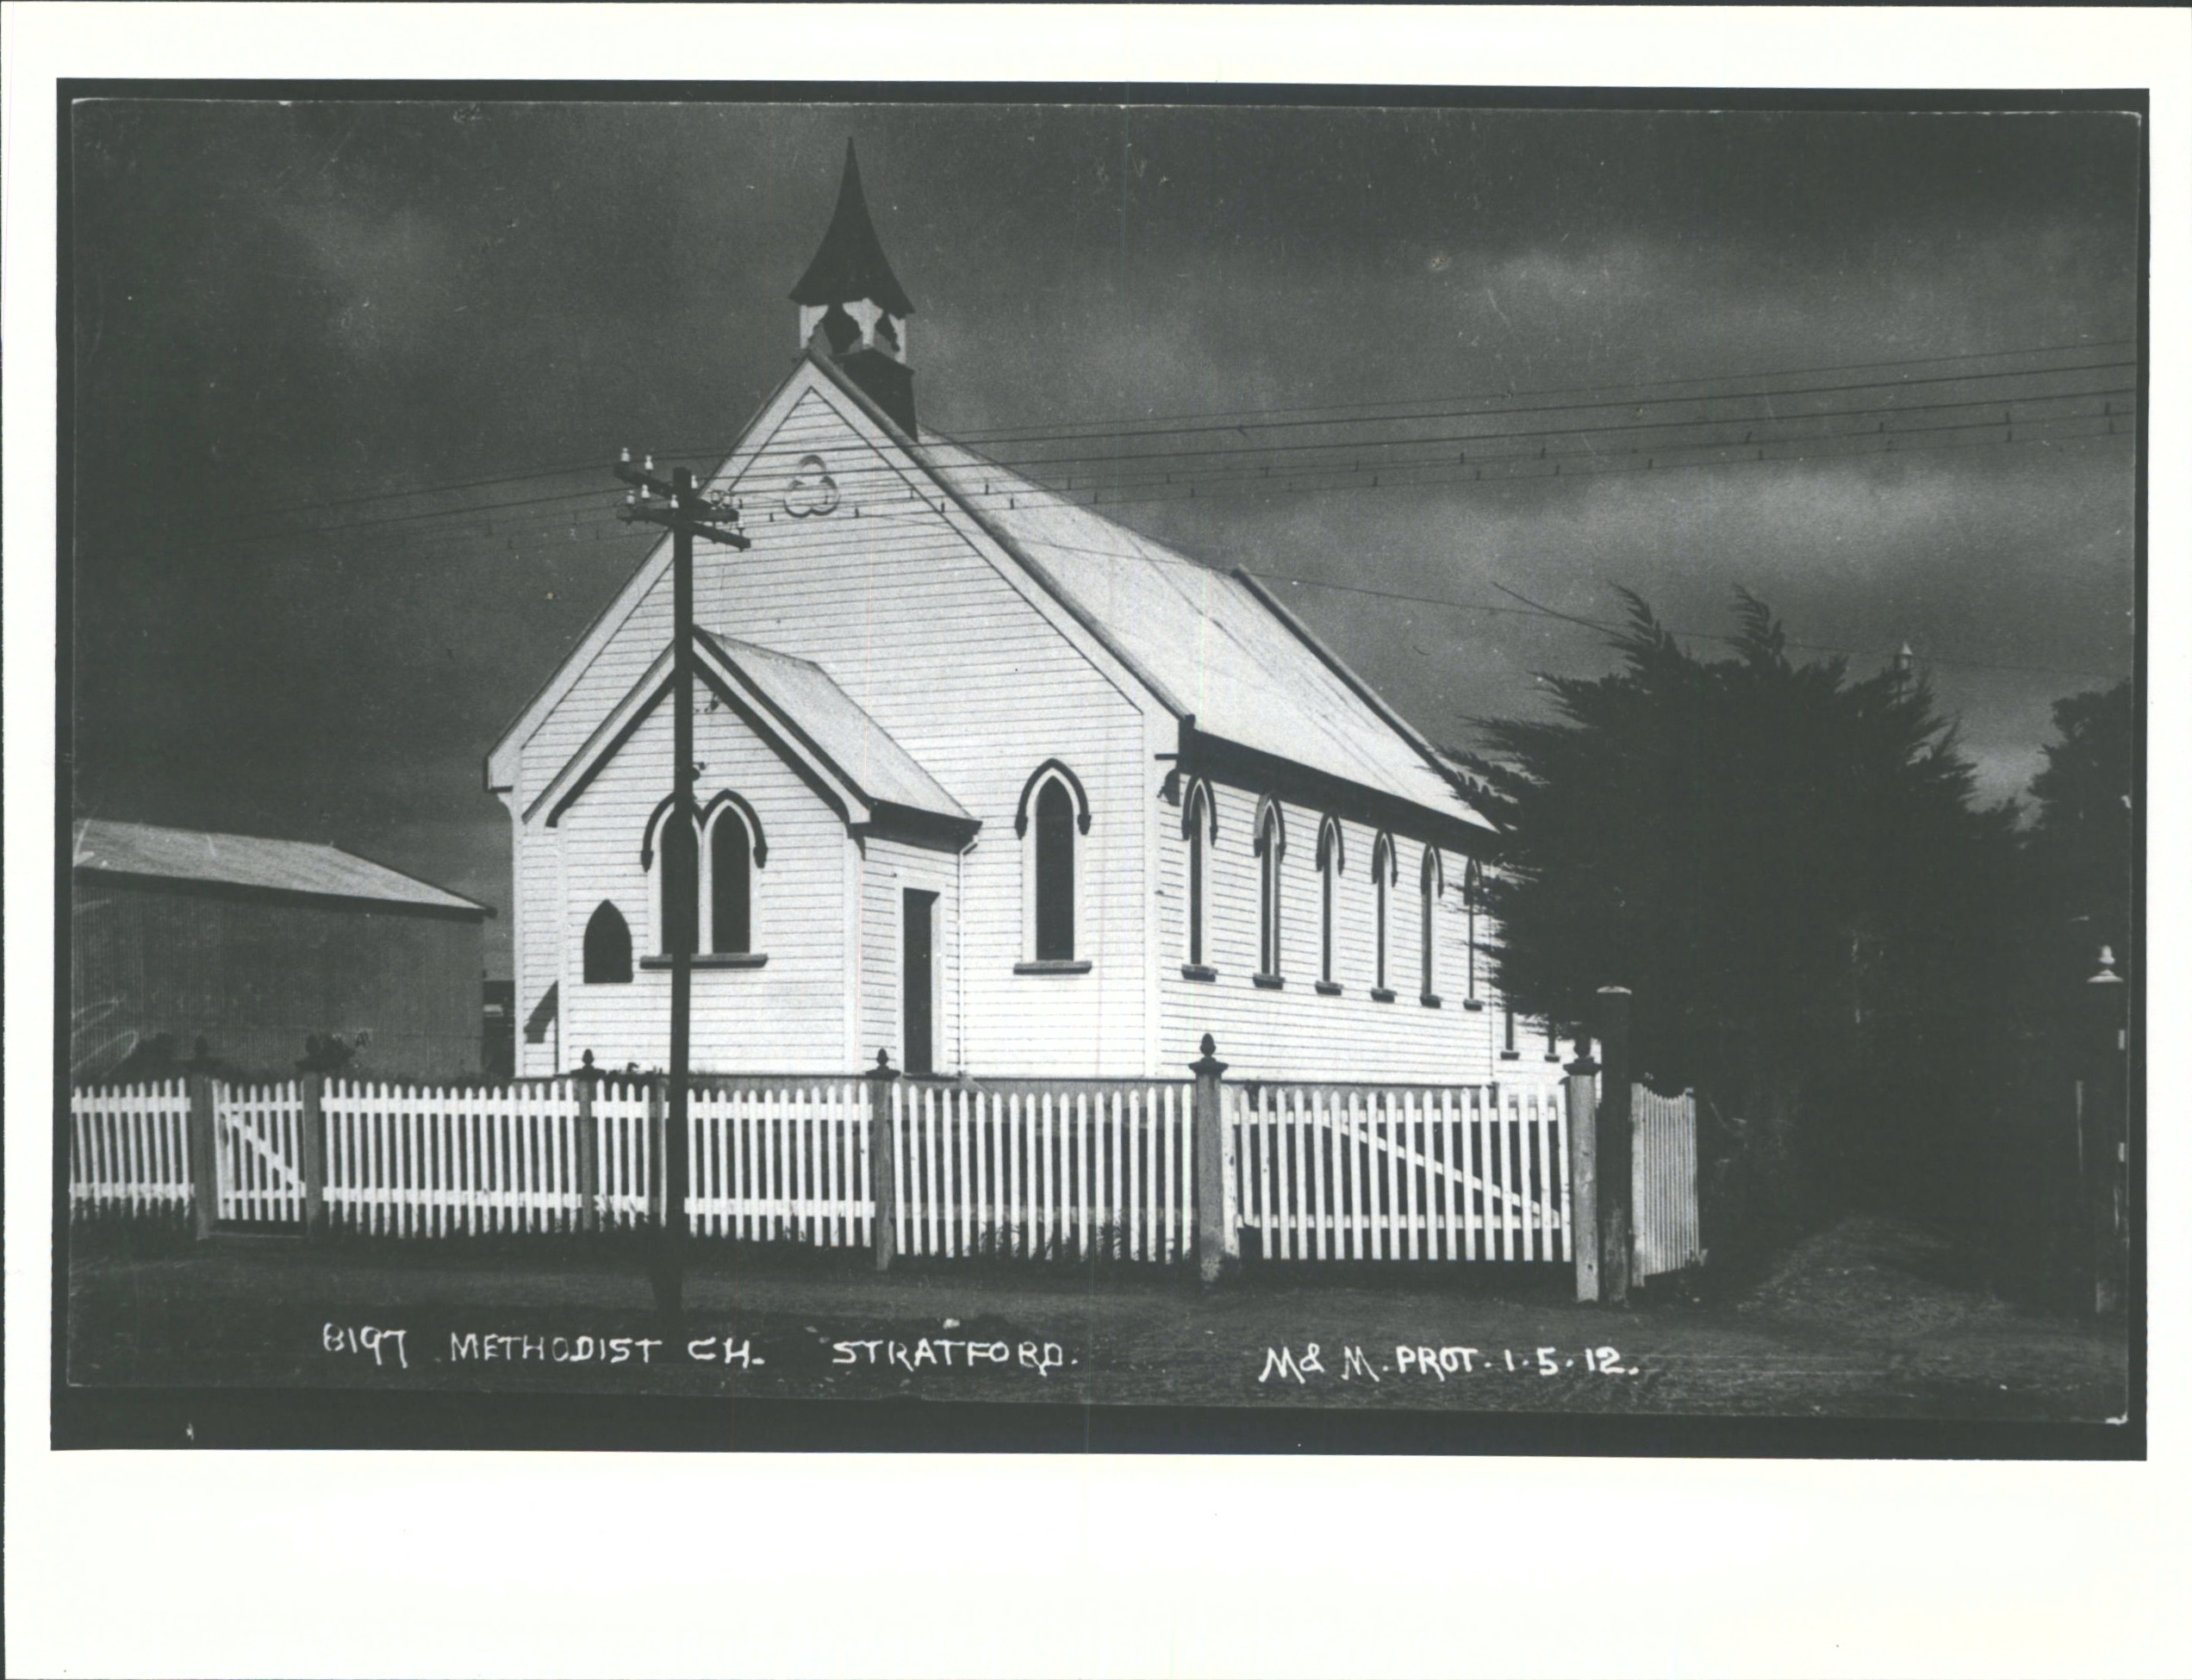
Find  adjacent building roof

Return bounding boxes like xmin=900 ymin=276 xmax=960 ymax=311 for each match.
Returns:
xmin=788 ymin=141 xmax=916 ymax=318
xmin=698 ymin=631 xmax=969 ymax=821
xmin=72 ymin=818 xmax=492 ymax=916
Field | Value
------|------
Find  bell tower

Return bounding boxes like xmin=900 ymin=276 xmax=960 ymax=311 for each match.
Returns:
xmin=791 ymin=140 xmax=917 ymax=435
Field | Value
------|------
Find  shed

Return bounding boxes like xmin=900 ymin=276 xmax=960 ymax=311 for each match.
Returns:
xmin=71 ymin=818 xmax=493 ymax=1082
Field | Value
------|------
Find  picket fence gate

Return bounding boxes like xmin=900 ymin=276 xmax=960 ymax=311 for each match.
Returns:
xmin=1227 ymin=1083 xmax=1570 ymax=1263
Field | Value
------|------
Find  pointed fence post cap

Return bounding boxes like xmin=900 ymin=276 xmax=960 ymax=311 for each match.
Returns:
xmin=2089 ymin=945 xmax=2125 ymax=985
xmin=1192 ymin=1033 xmax=1228 ymax=1077
xmin=869 ymin=1048 xmax=900 ymax=1082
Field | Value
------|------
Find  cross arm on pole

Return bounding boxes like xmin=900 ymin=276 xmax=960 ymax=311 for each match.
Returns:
xmin=614 ymin=452 xmax=752 ymax=549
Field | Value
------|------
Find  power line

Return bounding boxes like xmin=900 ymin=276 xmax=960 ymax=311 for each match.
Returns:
xmin=215 ymin=339 xmax=2135 ymax=526
xmin=928 ymin=338 xmax=2139 ymax=444
xmin=222 ymin=382 xmax=2130 ymax=546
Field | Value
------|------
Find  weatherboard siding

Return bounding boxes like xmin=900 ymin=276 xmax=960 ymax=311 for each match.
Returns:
xmin=551 ymin=697 xmax=850 ymax=1073
xmin=1155 ymin=784 xmax=1495 ymax=1083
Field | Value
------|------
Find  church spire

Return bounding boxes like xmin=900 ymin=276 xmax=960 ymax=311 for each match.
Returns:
xmin=792 ymin=141 xmax=917 ymax=434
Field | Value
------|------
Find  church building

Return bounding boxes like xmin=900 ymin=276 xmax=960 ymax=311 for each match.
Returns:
xmin=487 ymin=145 xmax=1559 ymax=1084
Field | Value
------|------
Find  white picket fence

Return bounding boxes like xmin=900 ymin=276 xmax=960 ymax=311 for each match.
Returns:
xmin=891 ymin=1080 xmax=1193 ymax=1262
xmin=1228 ymin=1083 xmax=1571 ymax=1263
xmin=70 ymin=1073 xmax=1595 ymax=1273
xmin=70 ymin=1079 xmax=194 ymax=1215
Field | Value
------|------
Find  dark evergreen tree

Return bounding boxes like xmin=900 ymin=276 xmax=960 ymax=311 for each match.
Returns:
xmin=2024 ymin=678 xmax=2134 ymax=979
xmin=1450 ymin=591 xmax=2020 ymax=1229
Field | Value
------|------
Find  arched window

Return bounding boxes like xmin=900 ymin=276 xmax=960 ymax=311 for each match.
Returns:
xmin=1034 ymin=779 xmax=1077 ymax=961
xmin=1017 ymin=762 xmax=1090 ymax=967
xmin=710 ymin=807 xmax=752 ymax=955
xmin=1420 ymin=846 xmax=1444 ymax=1003
xmin=1316 ymin=815 xmax=1345 ymax=987
xmin=1463 ymin=856 xmax=1485 ymax=1005
xmin=582 ymin=901 xmax=632 ymax=985
xmin=659 ymin=816 xmax=699 ymax=957
xmin=1255 ymin=799 xmax=1286 ymax=980
xmin=1370 ymin=831 xmax=1397 ymax=997
xmin=1181 ymin=778 xmax=1216 ymax=971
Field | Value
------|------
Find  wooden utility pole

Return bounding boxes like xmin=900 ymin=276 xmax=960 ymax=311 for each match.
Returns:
xmin=613 ymin=451 xmax=749 ymax=1325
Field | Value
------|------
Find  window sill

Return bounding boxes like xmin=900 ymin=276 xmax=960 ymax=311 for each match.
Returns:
xmin=1461 ymin=998 xmax=1485 ymax=1012
xmin=1014 ymin=960 xmax=1093 ymax=975
xmin=1420 ymin=992 xmax=1443 ymax=1009
xmin=1370 ymin=987 xmax=1397 ymax=1004
xmin=1499 ymin=1051 xmax=1522 ymax=1062
xmin=1180 ymin=963 xmax=1218 ymax=983
xmin=1252 ymin=973 xmax=1285 ymax=990
xmin=1314 ymin=980 xmax=1342 ymax=996
xmin=640 ymin=953 xmax=769 ymax=971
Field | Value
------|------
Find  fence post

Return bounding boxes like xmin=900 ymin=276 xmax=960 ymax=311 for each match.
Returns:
xmin=868 ymin=1050 xmax=900 ymax=1272
xmin=645 ymin=1073 xmax=667 ymax=1227
xmin=299 ymin=1071 xmax=327 ymax=1241
xmin=1597 ymin=986 xmax=1635 ymax=1307
xmin=187 ymin=1072 xmax=218 ymax=1239
xmin=1565 ymin=1040 xmax=1602 ymax=1304
xmin=2081 ymin=947 xmax=2128 ymax=1316
xmin=575 ymin=1051 xmax=601 ymax=1235
xmin=1192 ymin=1034 xmax=1231 ymax=1283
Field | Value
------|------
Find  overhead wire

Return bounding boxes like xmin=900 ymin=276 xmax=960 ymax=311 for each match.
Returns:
xmin=215 ymin=339 xmax=2136 ymax=526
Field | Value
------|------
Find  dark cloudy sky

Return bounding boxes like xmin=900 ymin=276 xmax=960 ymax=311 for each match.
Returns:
xmin=68 ymin=96 xmax=2140 ymax=973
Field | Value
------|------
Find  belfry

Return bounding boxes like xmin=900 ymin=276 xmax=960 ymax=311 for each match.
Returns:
xmin=790 ymin=140 xmax=918 ymax=434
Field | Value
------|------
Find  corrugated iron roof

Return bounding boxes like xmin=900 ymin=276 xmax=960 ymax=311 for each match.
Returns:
xmin=916 ymin=439 xmax=1491 ymax=831
xmin=698 ymin=632 xmax=969 ymax=821
xmin=72 ymin=818 xmax=490 ymax=914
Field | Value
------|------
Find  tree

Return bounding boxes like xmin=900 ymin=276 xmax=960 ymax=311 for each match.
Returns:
xmin=1451 ymin=591 xmax=2019 ymax=1219
xmin=2024 ymin=679 xmax=2133 ymax=978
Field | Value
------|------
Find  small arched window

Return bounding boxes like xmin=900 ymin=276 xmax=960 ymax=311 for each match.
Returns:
xmin=583 ymin=901 xmax=632 ymax=985
xmin=1182 ymin=778 xmax=1216 ymax=970
xmin=709 ymin=806 xmax=753 ymax=955
xmin=1034 ymin=779 xmax=1077 ymax=961
xmin=1370 ymin=831 xmax=1397 ymax=995
xmin=1255 ymin=799 xmax=1286 ymax=980
xmin=1420 ymin=846 xmax=1444 ymax=1002
xmin=1316 ymin=816 xmax=1345 ymax=986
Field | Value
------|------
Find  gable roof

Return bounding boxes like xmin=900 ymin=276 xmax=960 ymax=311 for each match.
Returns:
xmin=699 ymin=631 xmax=968 ymax=821
xmin=912 ymin=436 xmax=1485 ymax=829
xmin=72 ymin=818 xmax=490 ymax=916
xmin=532 ymin=630 xmax=972 ymax=844
xmin=491 ymin=348 xmax=1489 ymax=842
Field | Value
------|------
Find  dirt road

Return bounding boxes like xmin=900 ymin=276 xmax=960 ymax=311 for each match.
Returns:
xmin=65 ymin=1215 xmax=2127 ymax=1424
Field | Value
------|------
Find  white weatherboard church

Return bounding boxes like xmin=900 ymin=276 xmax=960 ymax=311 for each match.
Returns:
xmin=488 ymin=146 xmax=1561 ymax=1086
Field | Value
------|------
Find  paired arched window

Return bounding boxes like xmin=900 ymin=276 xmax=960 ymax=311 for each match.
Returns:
xmin=644 ymin=792 xmax=765 ymax=957
xmin=1181 ymin=778 xmax=1216 ymax=969
xmin=1420 ymin=846 xmax=1444 ymax=1001
xmin=1316 ymin=815 xmax=1345 ymax=986
xmin=583 ymin=900 xmax=632 ymax=985
xmin=1254 ymin=799 xmax=1286 ymax=979
xmin=1370 ymin=831 xmax=1397 ymax=993
xmin=1016 ymin=762 xmax=1091 ymax=965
